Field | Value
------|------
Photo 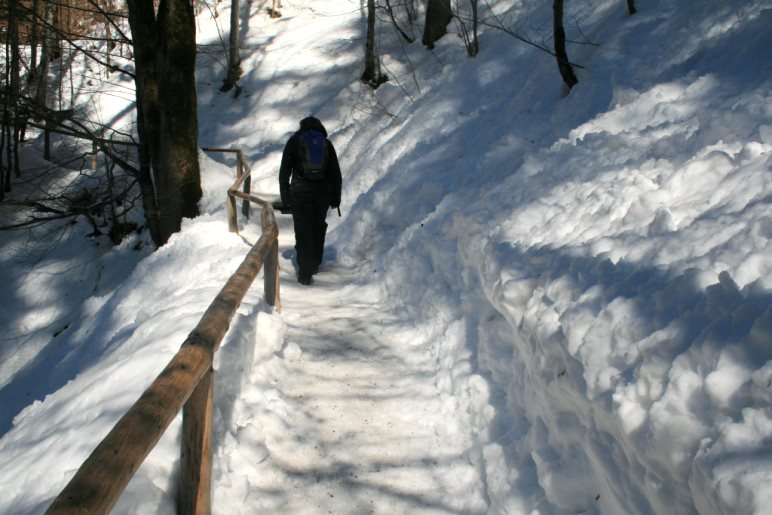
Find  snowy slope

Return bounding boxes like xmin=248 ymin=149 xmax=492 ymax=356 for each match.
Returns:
xmin=1 ymin=0 xmax=771 ymax=513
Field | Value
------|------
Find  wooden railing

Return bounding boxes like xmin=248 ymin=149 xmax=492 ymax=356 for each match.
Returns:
xmin=200 ymin=147 xmax=254 ymax=232
xmin=46 ymin=150 xmax=280 ymax=514
xmin=25 ymin=117 xmax=138 ymax=167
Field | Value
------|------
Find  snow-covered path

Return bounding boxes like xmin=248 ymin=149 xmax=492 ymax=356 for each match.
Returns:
xmin=209 ymin=220 xmax=487 ymax=513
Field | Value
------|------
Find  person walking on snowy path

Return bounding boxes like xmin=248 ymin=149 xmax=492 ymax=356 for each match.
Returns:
xmin=279 ymin=117 xmax=342 ymax=285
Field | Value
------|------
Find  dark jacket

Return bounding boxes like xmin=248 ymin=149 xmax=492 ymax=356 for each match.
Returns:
xmin=279 ymin=117 xmax=342 ymax=208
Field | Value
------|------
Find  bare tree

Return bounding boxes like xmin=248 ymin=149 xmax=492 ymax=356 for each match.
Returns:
xmin=34 ymin=0 xmax=57 ymax=117
xmin=422 ymin=0 xmax=452 ymax=49
xmin=361 ymin=0 xmax=386 ymax=88
xmin=553 ymin=0 xmax=577 ymax=90
xmin=220 ymin=0 xmax=242 ymax=93
xmin=456 ymin=0 xmax=479 ymax=57
xmin=2 ymin=0 xmax=23 ymax=189
xmin=128 ymin=0 xmax=202 ymax=246
xmin=28 ymin=0 xmax=42 ymax=84
xmin=405 ymin=0 xmax=417 ymax=22
xmin=383 ymin=0 xmax=414 ymax=43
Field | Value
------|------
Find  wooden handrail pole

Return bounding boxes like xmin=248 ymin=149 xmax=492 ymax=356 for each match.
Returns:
xmin=261 ymin=206 xmax=280 ymax=310
xmin=242 ymin=177 xmax=251 ymax=218
xmin=178 ymin=367 xmax=214 ymax=515
xmin=229 ymin=190 xmax=270 ymax=208
xmin=239 ymin=152 xmax=251 ymax=219
xmin=264 ymin=237 xmax=280 ymax=310
xmin=91 ymin=141 xmax=98 ymax=170
xmin=227 ymin=191 xmax=238 ymax=233
xmin=44 ymin=122 xmax=51 ymax=160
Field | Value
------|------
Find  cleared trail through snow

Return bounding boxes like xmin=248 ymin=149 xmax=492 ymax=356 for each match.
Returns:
xmin=220 ymin=219 xmax=486 ymax=513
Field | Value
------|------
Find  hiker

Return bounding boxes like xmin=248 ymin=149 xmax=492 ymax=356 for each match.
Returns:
xmin=279 ymin=116 xmax=342 ymax=285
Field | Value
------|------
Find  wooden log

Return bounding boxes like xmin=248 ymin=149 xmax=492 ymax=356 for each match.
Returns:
xmin=227 ymin=191 xmax=238 ymax=233
xmin=260 ymin=207 xmax=280 ymax=310
xmin=242 ymin=177 xmax=251 ymax=219
xmin=229 ymin=165 xmax=249 ymax=195
xmin=200 ymin=147 xmax=239 ymax=154
xmin=44 ymin=124 xmax=51 ymax=160
xmin=229 ymin=189 xmax=270 ymax=208
xmin=241 ymin=152 xmax=251 ymax=220
xmin=264 ymin=236 xmax=281 ymax=311
xmin=178 ymin=367 xmax=213 ymax=515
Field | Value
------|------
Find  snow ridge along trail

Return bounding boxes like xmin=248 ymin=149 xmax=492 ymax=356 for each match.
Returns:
xmin=211 ymin=224 xmax=487 ymax=514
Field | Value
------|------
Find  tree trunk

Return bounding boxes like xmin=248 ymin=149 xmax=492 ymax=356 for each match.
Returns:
xmin=128 ymin=0 xmax=162 ymax=243
xmin=471 ymin=0 xmax=478 ymax=56
xmin=11 ymin=14 xmax=21 ymax=178
xmin=2 ymin=34 xmax=8 ymax=195
xmin=1 ymin=121 xmax=8 ymax=195
xmin=361 ymin=0 xmax=385 ymax=88
xmin=128 ymin=0 xmax=202 ymax=246
xmin=156 ymin=0 xmax=202 ymax=239
xmin=384 ymin=0 xmax=414 ymax=43
xmin=29 ymin=0 xmax=41 ymax=85
xmin=103 ymin=0 xmax=113 ymax=73
xmin=221 ymin=0 xmax=242 ymax=92
xmin=422 ymin=0 xmax=452 ymax=50
xmin=6 ymin=0 xmax=22 ymax=179
xmin=135 ymin=91 xmax=162 ymax=245
xmin=34 ymin=0 xmax=56 ymax=117
xmin=460 ymin=0 xmax=478 ymax=57
xmin=553 ymin=0 xmax=577 ymax=90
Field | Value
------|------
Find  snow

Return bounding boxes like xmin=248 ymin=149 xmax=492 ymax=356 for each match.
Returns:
xmin=1 ymin=0 xmax=771 ymax=513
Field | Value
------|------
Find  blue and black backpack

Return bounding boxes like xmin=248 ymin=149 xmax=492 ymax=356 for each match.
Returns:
xmin=298 ymin=130 xmax=328 ymax=181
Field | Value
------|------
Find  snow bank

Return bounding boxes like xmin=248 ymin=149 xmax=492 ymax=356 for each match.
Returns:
xmin=332 ymin=0 xmax=772 ymax=512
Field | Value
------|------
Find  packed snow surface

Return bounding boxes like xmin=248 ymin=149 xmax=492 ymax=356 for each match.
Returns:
xmin=1 ymin=0 xmax=770 ymax=513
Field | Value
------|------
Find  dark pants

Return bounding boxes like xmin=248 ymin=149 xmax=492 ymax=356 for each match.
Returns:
xmin=291 ymin=193 xmax=329 ymax=278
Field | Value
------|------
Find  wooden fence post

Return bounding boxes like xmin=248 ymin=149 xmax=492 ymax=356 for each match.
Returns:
xmin=92 ymin=141 xmax=98 ymax=170
xmin=227 ymin=192 xmax=238 ymax=233
xmin=239 ymin=153 xmax=251 ymax=219
xmin=242 ymin=174 xmax=252 ymax=219
xmin=264 ymin=238 xmax=280 ymax=310
xmin=178 ymin=366 xmax=214 ymax=515
xmin=44 ymin=121 xmax=51 ymax=160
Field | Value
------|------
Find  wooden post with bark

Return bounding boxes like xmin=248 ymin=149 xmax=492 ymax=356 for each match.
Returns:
xmin=239 ymin=152 xmax=251 ymax=218
xmin=179 ymin=366 xmax=214 ymax=514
